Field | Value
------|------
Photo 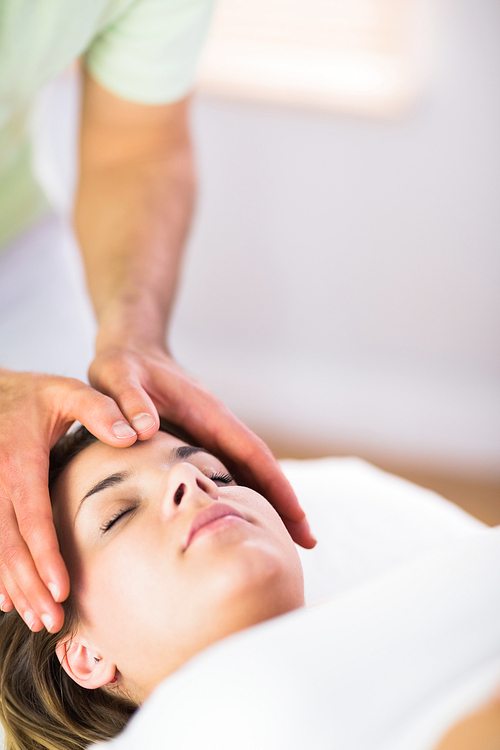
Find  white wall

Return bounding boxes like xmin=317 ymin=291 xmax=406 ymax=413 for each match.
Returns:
xmin=170 ymin=0 xmax=500 ymax=479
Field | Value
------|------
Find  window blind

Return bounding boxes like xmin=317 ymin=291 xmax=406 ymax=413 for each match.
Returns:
xmin=197 ymin=0 xmax=432 ymax=116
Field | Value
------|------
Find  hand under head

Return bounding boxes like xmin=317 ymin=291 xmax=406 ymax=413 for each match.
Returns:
xmin=51 ymin=424 xmax=304 ymax=704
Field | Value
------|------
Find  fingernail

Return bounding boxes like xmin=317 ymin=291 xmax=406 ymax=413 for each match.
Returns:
xmin=0 ymin=594 xmax=5 ymax=610
xmin=24 ymin=611 xmax=36 ymax=630
xmin=48 ymin=582 xmax=60 ymax=601
xmin=0 ymin=597 xmax=12 ymax=613
xmin=131 ymin=413 xmax=155 ymax=434
xmin=41 ymin=614 xmax=54 ymax=632
xmin=112 ymin=420 xmax=137 ymax=439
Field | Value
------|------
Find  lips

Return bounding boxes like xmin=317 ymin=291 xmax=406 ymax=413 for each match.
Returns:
xmin=184 ymin=503 xmax=245 ymax=550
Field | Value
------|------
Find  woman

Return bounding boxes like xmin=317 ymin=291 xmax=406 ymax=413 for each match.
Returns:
xmin=0 ymin=421 xmax=304 ymax=748
xmin=0 ymin=423 xmax=499 ymax=750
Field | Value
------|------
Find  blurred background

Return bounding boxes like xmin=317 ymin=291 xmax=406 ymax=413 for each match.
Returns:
xmin=172 ymin=0 xmax=500 ymax=523
xmin=40 ymin=0 xmax=500 ymax=523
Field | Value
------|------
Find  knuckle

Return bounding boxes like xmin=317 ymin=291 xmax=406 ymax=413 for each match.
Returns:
xmin=90 ymin=351 xmax=137 ymax=387
xmin=0 ymin=453 xmax=23 ymax=486
xmin=107 ymin=381 xmax=139 ymax=404
xmin=65 ymin=381 xmax=116 ymax=417
xmin=0 ymin=543 xmax=24 ymax=572
xmin=16 ymin=507 xmax=53 ymax=543
xmin=40 ymin=374 xmax=80 ymax=401
xmin=16 ymin=510 xmax=40 ymax=540
xmin=59 ymin=379 xmax=91 ymax=403
xmin=1 ymin=586 xmax=19 ymax=611
xmin=32 ymin=538 xmax=61 ymax=564
xmin=91 ymin=373 xmax=149 ymax=414
xmin=62 ymin=376 xmax=88 ymax=395
xmin=118 ymin=388 xmax=150 ymax=414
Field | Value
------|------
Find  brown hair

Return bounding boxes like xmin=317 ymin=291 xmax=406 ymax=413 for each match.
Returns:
xmin=0 ymin=420 xmax=195 ymax=750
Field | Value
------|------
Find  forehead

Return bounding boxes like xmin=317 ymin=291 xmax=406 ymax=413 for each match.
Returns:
xmin=52 ymin=431 xmax=191 ymax=510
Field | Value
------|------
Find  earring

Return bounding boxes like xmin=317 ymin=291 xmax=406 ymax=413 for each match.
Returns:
xmin=94 ymin=656 xmax=101 ymax=664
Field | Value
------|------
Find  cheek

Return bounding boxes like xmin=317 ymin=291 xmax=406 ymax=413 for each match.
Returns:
xmin=77 ymin=537 xmax=181 ymax=645
xmin=73 ymin=496 xmax=303 ymax=679
xmin=235 ymin=489 xmax=301 ymax=559
xmin=77 ymin=537 xmax=240 ymax=682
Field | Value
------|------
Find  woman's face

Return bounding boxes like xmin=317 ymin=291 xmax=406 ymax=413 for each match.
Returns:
xmin=52 ymin=431 xmax=304 ymax=702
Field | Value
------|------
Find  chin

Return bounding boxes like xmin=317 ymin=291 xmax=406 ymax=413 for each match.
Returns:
xmin=203 ymin=541 xmax=304 ymax=638
xmin=118 ymin=554 xmax=304 ymax=703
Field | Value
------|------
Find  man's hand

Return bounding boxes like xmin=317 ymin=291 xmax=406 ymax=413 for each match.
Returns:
xmin=0 ymin=368 xmax=138 ymax=632
xmin=75 ymin=73 xmax=315 ymax=549
xmin=89 ymin=345 xmax=317 ymax=549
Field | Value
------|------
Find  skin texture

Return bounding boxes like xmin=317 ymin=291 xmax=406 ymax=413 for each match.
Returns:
xmin=0 ymin=68 xmax=315 ymax=634
xmin=52 ymin=431 xmax=305 ymax=703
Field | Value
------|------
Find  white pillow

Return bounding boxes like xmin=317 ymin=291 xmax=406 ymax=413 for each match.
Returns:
xmin=91 ymin=459 xmax=493 ymax=750
xmin=95 ymin=525 xmax=500 ymax=750
xmin=282 ymin=457 xmax=484 ymax=603
xmin=0 ymin=458 xmax=487 ymax=750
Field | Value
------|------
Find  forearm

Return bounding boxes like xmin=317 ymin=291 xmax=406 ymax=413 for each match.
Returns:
xmin=74 ymin=75 xmax=195 ymax=352
xmin=75 ymin=146 xmax=195 ymax=349
xmin=68 ymin=75 xmax=313 ymax=551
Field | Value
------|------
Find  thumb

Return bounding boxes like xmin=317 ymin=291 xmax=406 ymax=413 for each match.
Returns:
xmin=57 ymin=379 xmax=138 ymax=446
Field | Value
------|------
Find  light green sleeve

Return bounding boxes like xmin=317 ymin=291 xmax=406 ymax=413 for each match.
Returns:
xmin=85 ymin=0 xmax=214 ymax=104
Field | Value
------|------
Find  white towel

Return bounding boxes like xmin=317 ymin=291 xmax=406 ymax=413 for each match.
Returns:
xmin=90 ymin=462 xmax=495 ymax=750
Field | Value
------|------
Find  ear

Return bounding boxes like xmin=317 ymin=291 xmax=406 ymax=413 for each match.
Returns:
xmin=56 ymin=636 xmax=116 ymax=689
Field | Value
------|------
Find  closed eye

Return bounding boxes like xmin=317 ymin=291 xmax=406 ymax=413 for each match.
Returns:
xmin=99 ymin=472 xmax=233 ymax=533
xmin=209 ymin=471 xmax=235 ymax=486
xmin=101 ymin=505 xmax=137 ymax=533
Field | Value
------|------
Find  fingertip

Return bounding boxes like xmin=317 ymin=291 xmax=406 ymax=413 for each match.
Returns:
xmin=112 ymin=420 xmax=138 ymax=441
xmin=48 ymin=580 xmax=69 ymax=603
xmin=299 ymin=516 xmax=317 ymax=547
xmin=45 ymin=560 xmax=70 ymax=603
xmin=130 ymin=413 xmax=158 ymax=440
xmin=0 ymin=594 xmax=13 ymax=613
xmin=302 ymin=534 xmax=318 ymax=549
xmin=24 ymin=610 xmax=43 ymax=632
xmin=284 ymin=517 xmax=318 ymax=549
xmin=42 ymin=603 xmax=65 ymax=633
xmin=297 ymin=530 xmax=318 ymax=549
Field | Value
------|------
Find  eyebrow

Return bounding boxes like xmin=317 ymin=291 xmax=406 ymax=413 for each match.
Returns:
xmin=81 ymin=472 xmax=130 ymax=503
xmin=168 ymin=445 xmax=211 ymax=462
xmin=77 ymin=445 xmax=212 ymax=514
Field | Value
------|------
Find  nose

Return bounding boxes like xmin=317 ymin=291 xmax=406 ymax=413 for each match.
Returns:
xmin=161 ymin=462 xmax=219 ymax=518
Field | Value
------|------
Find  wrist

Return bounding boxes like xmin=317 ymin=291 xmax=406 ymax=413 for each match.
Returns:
xmin=95 ymin=330 xmax=169 ymax=360
xmin=95 ymin=318 xmax=168 ymax=360
xmin=94 ymin=291 xmax=170 ymax=354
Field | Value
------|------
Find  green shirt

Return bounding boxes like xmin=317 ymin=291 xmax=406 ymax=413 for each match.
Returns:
xmin=0 ymin=0 xmax=213 ymax=248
